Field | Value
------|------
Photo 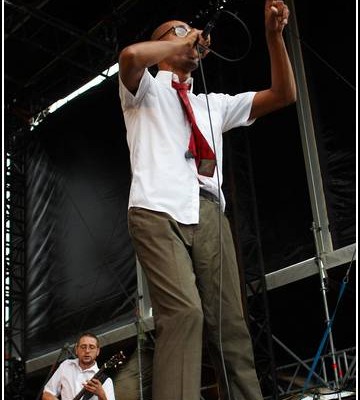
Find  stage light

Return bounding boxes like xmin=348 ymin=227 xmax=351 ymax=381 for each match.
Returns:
xmin=30 ymin=63 xmax=119 ymax=129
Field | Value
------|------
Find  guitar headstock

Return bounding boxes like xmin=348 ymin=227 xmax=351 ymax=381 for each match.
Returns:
xmin=103 ymin=351 xmax=126 ymax=370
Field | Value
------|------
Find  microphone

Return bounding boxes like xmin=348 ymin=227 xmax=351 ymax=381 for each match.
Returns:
xmin=201 ymin=10 xmax=222 ymax=40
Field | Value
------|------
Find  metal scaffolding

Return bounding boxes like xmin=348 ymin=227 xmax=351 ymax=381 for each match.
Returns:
xmin=224 ymin=132 xmax=280 ymax=399
xmin=4 ymin=127 xmax=28 ymax=400
xmin=3 ymin=0 xmax=356 ymax=399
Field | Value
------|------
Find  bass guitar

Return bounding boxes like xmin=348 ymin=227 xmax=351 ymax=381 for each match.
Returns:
xmin=73 ymin=351 xmax=125 ymax=400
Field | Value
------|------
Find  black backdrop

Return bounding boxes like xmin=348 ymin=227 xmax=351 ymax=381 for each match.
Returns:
xmin=22 ymin=0 xmax=356 ymax=365
xmin=25 ymin=81 xmax=137 ymax=358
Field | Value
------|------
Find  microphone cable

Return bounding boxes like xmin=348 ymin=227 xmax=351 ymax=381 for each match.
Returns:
xmin=199 ymin=9 xmax=253 ymax=63
xmin=196 ymin=44 xmax=233 ymax=400
xmin=194 ymin=9 xmax=254 ymax=399
xmin=286 ymin=26 xmax=355 ymax=92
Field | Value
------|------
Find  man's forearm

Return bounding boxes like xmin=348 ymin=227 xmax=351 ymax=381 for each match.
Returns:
xmin=42 ymin=391 xmax=58 ymax=400
xmin=266 ymin=30 xmax=297 ymax=104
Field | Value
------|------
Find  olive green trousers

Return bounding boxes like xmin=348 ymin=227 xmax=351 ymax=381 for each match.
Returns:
xmin=128 ymin=196 xmax=263 ymax=400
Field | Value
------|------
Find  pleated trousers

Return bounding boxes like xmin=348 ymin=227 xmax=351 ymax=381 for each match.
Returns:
xmin=128 ymin=195 xmax=263 ymax=400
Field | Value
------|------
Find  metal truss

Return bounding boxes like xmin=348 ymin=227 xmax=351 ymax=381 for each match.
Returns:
xmin=271 ymin=347 xmax=356 ymax=399
xmin=4 ymin=127 xmax=28 ymax=400
xmin=4 ymin=0 xmax=135 ymax=117
xmin=4 ymin=3 xmax=355 ymax=400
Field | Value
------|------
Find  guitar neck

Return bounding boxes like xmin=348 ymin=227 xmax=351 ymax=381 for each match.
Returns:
xmin=72 ymin=369 xmax=103 ymax=400
xmin=71 ymin=352 xmax=124 ymax=400
xmin=73 ymin=387 xmax=87 ymax=400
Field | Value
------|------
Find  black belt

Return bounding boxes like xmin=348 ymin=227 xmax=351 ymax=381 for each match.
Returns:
xmin=199 ymin=188 xmax=220 ymax=204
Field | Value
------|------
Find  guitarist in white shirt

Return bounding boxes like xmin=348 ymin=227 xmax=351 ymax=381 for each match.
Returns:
xmin=42 ymin=332 xmax=116 ymax=400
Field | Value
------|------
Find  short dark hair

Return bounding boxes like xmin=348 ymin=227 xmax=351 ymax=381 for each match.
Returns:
xmin=75 ymin=332 xmax=100 ymax=347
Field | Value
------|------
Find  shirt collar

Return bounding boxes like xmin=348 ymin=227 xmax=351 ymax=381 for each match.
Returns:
xmin=69 ymin=358 xmax=98 ymax=372
xmin=155 ymin=70 xmax=194 ymax=93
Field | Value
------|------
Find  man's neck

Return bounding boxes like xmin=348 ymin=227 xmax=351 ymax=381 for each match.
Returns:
xmin=159 ymin=65 xmax=191 ymax=83
xmin=79 ymin=360 xmax=96 ymax=370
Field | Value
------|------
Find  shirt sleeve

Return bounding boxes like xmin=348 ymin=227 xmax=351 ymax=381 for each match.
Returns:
xmin=43 ymin=362 xmax=64 ymax=397
xmin=221 ymin=91 xmax=257 ymax=132
xmin=118 ymin=68 xmax=152 ymax=110
xmin=102 ymin=377 xmax=116 ymax=400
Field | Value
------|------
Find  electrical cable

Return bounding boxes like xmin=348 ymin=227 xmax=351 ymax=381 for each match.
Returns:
xmin=194 ymin=10 xmax=254 ymax=399
xmin=200 ymin=9 xmax=253 ymax=62
xmin=197 ymin=44 xmax=232 ymax=400
xmin=287 ymin=27 xmax=355 ymax=92
xmin=301 ymin=248 xmax=356 ymax=394
xmin=201 ymin=7 xmax=354 ymax=93
xmin=194 ymin=4 xmax=355 ymax=399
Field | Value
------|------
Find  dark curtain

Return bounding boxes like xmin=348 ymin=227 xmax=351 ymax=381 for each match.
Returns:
xmin=25 ymin=80 xmax=137 ymax=359
xmin=23 ymin=0 xmax=355 ymax=360
xmin=294 ymin=1 xmax=356 ymax=249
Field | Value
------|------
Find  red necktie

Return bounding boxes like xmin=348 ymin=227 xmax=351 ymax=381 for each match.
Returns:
xmin=172 ymin=80 xmax=216 ymax=177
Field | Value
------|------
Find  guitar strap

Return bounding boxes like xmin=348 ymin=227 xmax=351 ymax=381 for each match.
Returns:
xmin=80 ymin=371 xmax=109 ymax=400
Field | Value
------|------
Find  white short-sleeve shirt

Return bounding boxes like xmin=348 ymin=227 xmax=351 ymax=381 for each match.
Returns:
xmin=43 ymin=358 xmax=116 ymax=400
xmin=119 ymin=69 xmax=256 ymax=224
